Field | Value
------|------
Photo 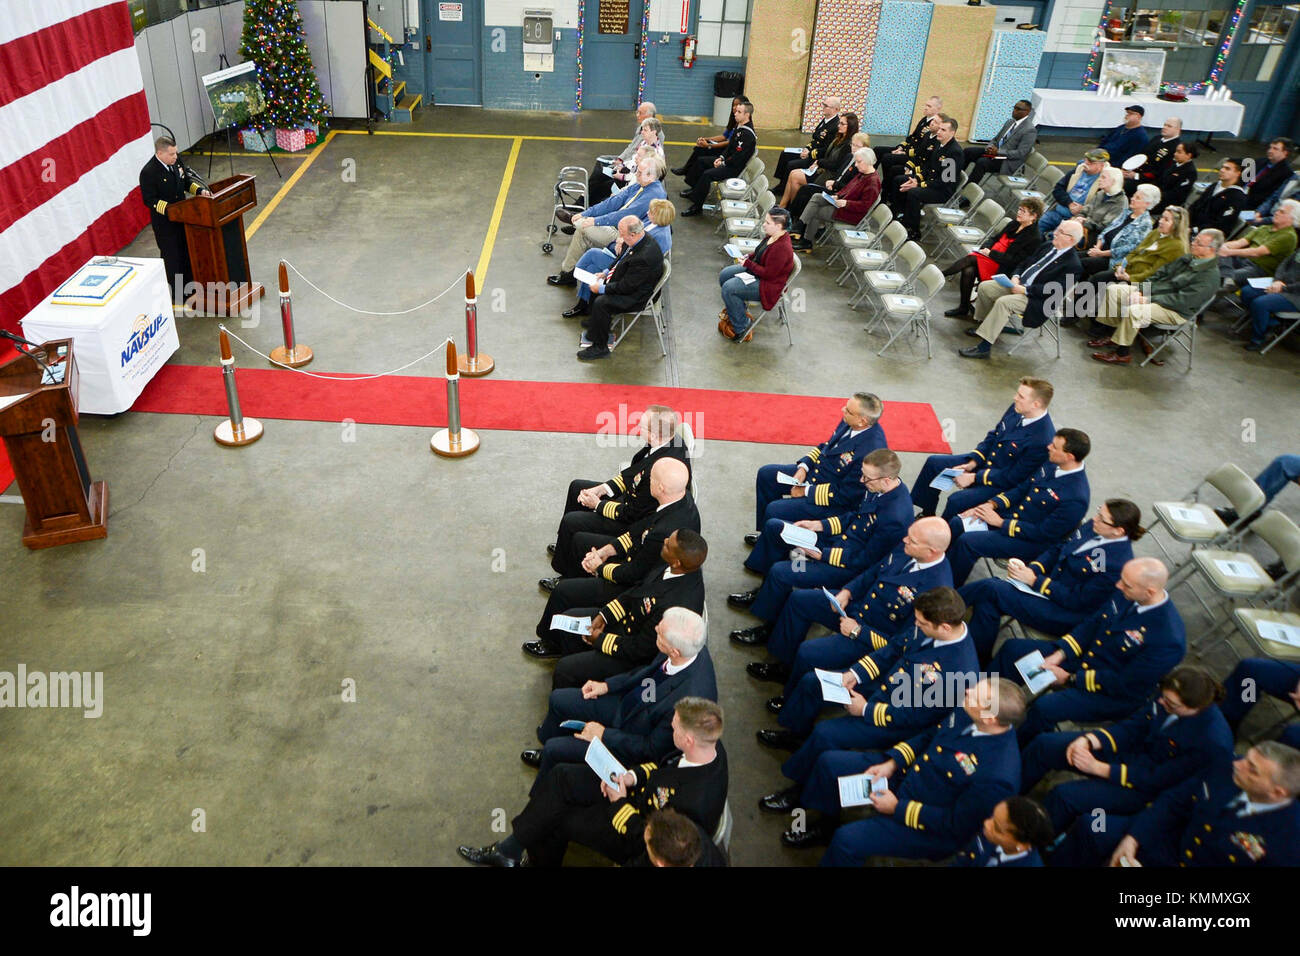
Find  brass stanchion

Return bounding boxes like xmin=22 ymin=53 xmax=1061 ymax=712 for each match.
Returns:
xmin=269 ymin=260 xmax=313 ymax=368
xmin=457 ymin=269 xmax=494 ymax=377
xmin=214 ymin=326 xmax=263 ymax=446
xmin=431 ymin=338 xmax=479 ymax=457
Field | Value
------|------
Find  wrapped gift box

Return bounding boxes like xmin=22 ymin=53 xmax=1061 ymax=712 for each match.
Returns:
xmin=275 ymin=127 xmax=307 ymax=152
xmin=241 ymin=127 xmax=274 ymax=152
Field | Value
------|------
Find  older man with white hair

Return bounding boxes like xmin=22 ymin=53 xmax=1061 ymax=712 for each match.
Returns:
xmin=549 ymin=157 xmax=667 ymax=288
xmin=959 ymin=219 xmax=1084 ymax=359
xmin=521 ymin=606 xmax=717 ymax=778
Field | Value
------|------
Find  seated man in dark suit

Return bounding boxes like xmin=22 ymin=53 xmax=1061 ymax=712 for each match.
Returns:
xmin=748 ymin=392 xmax=887 ymax=535
xmin=946 ymin=429 xmax=1092 ymax=587
xmin=458 ymin=697 xmax=726 ymax=867
xmin=1243 ymin=137 xmax=1296 ymax=211
xmin=992 ymin=557 xmax=1186 ymax=746
xmin=528 ymin=529 xmax=707 ymax=691
xmin=1051 ymin=742 xmax=1300 ymax=867
xmin=878 ymin=95 xmax=943 ymax=181
xmin=521 ymin=607 xmax=715 ymax=778
xmin=1121 ymin=116 xmax=1182 ymax=198
xmin=548 ymin=405 xmax=689 ymax=577
xmin=912 ymin=377 xmax=1055 ymax=519
xmin=962 ymin=100 xmax=1037 ymax=187
xmin=680 ymin=101 xmax=757 ymax=216
xmin=635 ymin=808 xmax=728 ymax=867
xmin=958 ymin=219 xmax=1084 ymax=359
xmin=1021 ymin=666 xmax=1234 ymax=835
xmin=1147 ymin=141 xmax=1199 ymax=214
xmin=959 ymin=500 xmax=1138 ymax=663
xmin=951 ymin=796 xmax=1054 ymax=867
xmin=577 ymin=215 xmax=665 ymax=361
xmin=781 ymin=678 xmax=1026 ymax=864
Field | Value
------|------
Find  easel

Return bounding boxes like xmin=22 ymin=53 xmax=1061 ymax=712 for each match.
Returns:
xmin=204 ymin=54 xmax=283 ymax=182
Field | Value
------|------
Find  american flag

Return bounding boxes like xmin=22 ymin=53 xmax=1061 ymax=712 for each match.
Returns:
xmin=0 ymin=0 xmax=152 ymax=334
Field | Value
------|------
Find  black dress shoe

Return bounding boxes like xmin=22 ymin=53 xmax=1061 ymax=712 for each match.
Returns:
xmin=765 ymin=696 xmax=786 ymax=716
xmin=538 ymin=576 xmax=560 ymax=593
xmin=791 ymin=238 xmax=813 ymax=252
xmin=756 ymin=727 xmax=801 ymax=750
xmin=1266 ymin=560 xmax=1286 ymax=580
xmin=577 ymin=345 xmax=611 ymax=360
xmin=758 ymin=786 xmax=802 ymax=813
xmin=680 ymin=205 xmax=704 ymax=217
xmin=747 ymin=660 xmax=791 ymax=683
xmin=730 ymin=624 xmax=771 ymax=646
xmin=1214 ymin=507 xmax=1239 ymax=525
xmin=728 ymin=590 xmax=758 ymax=609
xmin=670 ymin=165 xmax=687 ymax=175
xmin=1059 ymin=314 xmax=1080 ymax=328
xmin=458 ymin=843 xmax=522 ymax=867
xmin=781 ymin=821 xmax=833 ymax=849
xmin=944 ymin=306 xmax=974 ymax=318
xmin=743 ymin=531 xmax=761 ymax=547
xmin=522 ymin=641 xmax=562 ymax=659
xmin=547 ymin=272 xmax=577 ymax=287
xmin=546 ymin=544 xmax=556 ymax=557
xmin=555 ymin=209 xmax=574 ymax=225
xmin=520 ymin=749 xmax=543 ymax=769
xmin=678 ymin=188 xmax=694 ymax=198
xmin=562 ymin=302 xmax=590 ymax=318
xmin=560 ymin=225 xmax=575 ymax=235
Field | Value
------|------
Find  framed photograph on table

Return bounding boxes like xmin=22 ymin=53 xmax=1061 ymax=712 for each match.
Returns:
xmin=1098 ymin=48 xmax=1166 ymax=93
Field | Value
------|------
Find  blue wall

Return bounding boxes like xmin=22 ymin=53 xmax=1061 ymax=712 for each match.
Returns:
xmin=481 ymin=26 xmax=581 ymax=112
xmin=1035 ymin=52 xmax=1089 ymax=91
xmin=642 ymin=42 xmax=745 ymax=117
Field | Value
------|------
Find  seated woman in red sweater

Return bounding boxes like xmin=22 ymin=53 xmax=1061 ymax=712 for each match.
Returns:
xmin=718 ymin=207 xmax=796 ymax=341
xmin=943 ymin=196 xmax=1046 ymax=318
xmin=791 ymin=148 xmax=881 ymax=252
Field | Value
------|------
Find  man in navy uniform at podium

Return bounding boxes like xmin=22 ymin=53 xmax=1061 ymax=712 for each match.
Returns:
xmin=139 ymin=136 xmax=210 ymax=304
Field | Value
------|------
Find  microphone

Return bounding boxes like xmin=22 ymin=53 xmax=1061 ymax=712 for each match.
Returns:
xmin=0 ymin=331 xmax=55 ymax=382
xmin=179 ymin=162 xmax=209 ymax=192
xmin=0 ymin=329 xmax=44 ymax=351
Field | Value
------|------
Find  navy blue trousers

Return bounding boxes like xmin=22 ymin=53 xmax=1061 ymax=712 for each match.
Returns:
xmin=960 ymin=576 xmax=1085 ymax=663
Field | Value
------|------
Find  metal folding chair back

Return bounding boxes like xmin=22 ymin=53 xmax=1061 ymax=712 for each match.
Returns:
xmin=866 ymin=263 xmax=944 ymax=357
xmin=747 ymin=253 xmax=802 ymax=345
xmin=610 ymin=258 xmax=672 ymax=356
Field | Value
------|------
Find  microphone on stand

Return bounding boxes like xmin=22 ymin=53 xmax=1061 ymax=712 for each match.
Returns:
xmin=0 ymin=330 xmax=55 ymax=382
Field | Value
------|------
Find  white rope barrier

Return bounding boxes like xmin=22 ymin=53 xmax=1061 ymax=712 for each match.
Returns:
xmin=219 ymin=326 xmax=454 ymax=381
xmin=280 ymin=260 xmax=469 ymax=316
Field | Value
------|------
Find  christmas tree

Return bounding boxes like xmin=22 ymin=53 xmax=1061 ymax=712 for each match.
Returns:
xmin=239 ymin=0 xmax=331 ymax=131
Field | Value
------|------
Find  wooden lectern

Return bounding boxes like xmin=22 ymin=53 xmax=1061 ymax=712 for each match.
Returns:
xmin=0 ymin=340 xmax=108 ymax=549
xmin=168 ymin=174 xmax=266 ymax=316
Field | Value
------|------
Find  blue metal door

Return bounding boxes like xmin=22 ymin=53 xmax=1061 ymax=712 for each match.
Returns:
xmin=582 ymin=0 xmax=645 ymax=110
xmin=423 ymin=0 xmax=481 ymax=106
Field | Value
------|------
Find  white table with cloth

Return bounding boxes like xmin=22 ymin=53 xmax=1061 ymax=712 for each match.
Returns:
xmin=1030 ymin=89 xmax=1245 ymax=136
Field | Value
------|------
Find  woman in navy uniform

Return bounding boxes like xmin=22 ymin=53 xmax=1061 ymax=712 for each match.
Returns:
xmin=952 ymin=796 xmax=1054 ymax=867
xmin=1021 ymin=666 xmax=1234 ymax=833
xmin=959 ymin=499 xmax=1139 ymax=663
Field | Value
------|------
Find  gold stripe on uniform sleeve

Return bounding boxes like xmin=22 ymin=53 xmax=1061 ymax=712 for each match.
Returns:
xmin=1119 ymin=764 xmax=1130 ymax=788
xmin=617 ymin=532 xmax=633 ymax=551
xmin=829 ymin=547 xmax=844 ymax=568
xmin=606 ymin=599 xmax=626 ymax=621
xmin=601 ymin=502 xmax=619 ymax=520
xmin=1062 ymin=634 xmax=1081 ymax=656
xmin=872 ymin=703 xmax=891 ymax=727
xmin=154 ymin=200 xmax=168 ymax=213
xmin=815 ymin=485 xmax=831 ymax=507
xmin=1096 ymin=728 xmax=1117 ymax=751
xmin=827 ymin=516 xmax=842 ymax=535
xmin=602 ymin=634 xmax=618 ymax=655
xmin=894 ymin=742 xmax=916 ymax=765
xmin=601 ymin=563 xmax=621 ymax=582
xmin=1006 ymin=520 xmax=1019 ymax=538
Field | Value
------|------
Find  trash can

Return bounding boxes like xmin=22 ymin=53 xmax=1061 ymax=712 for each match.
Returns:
xmin=712 ymin=71 xmax=744 ymax=125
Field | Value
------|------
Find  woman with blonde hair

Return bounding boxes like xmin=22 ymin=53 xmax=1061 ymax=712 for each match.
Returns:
xmin=787 ymin=130 xmax=871 ymax=223
xmin=561 ymin=198 xmax=676 ymax=318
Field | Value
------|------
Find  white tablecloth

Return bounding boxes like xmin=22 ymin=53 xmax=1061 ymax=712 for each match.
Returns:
xmin=1031 ymin=89 xmax=1244 ymax=136
xmin=21 ymin=257 xmax=179 ymax=414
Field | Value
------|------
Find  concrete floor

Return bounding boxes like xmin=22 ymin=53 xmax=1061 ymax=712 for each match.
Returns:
xmin=1 ymin=107 xmax=1297 ymax=866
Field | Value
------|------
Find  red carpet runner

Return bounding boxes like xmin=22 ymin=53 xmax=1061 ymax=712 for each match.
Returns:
xmin=0 ymin=367 xmax=950 ymax=492
xmin=129 ymin=365 xmax=951 ymax=451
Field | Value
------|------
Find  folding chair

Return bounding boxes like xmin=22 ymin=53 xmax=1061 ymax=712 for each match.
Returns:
xmin=744 ymin=254 xmax=802 ymax=345
xmin=865 ymin=263 xmax=944 ymax=357
xmin=723 ymin=190 xmax=775 ymax=240
xmin=1006 ymin=299 xmax=1064 ymax=358
xmin=679 ymin=419 xmax=698 ymax=499
xmin=825 ymin=202 xmax=891 ymax=269
xmin=1195 ymin=515 xmax=1300 ymax=660
xmin=921 ymin=182 xmax=985 ymax=241
xmin=1171 ymin=510 xmax=1300 ymax=635
xmin=607 ymin=259 xmax=672 ymax=355
xmin=990 ymin=151 xmax=1047 ymax=202
xmin=1009 ymin=166 xmax=1064 ymax=213
xmin=543 ymin=165 xmax=589 ymax=254
xmin=1148 ymin=463 xmax=1268 ymax=569
xmin=851 ymin=241 xmax=927 ymax=313
xmin=1138 ymin=298 xmax=1213 ymax=370
xmin=931 ymin=198 xmax=1007 ymax=262
xmin=712 ymin=799 xmax=733 ymax=860
xmin=839 ymin=220 xmax=908 ymax=294
xmin=716 ymin=174 xmax=769 ymax=230
xmin=712 ymin=156 xmax=765 ymax=209
xmin=1232 ymin=308 xmax=1300 ymax=356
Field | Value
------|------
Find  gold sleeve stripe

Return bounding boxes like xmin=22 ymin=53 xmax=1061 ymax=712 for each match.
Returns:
xmin=829 ymin=547 xmax=844 ymax=568
xmin=611 ymin=804 xmax=640 ymax=834
xmin=995 ymin=493 xmax=1010 ymax=508
xmin=602 ymin=634 xmax=618 ymax=655
xmin=611 ymin=476 xmax=627 ymax=492
xmin=1040 ymin=577 xmax=1051 ymax=595
xmin=1096 ymin=728 xmax=1117 ymax=751
xmin=1062 ymin=634 xmax=1081 ymax=656
xmin=1119 ymin=764 xmax=1130 ymax=789
xmin=894 ymin=742 xmax=916 ymax=764
xmin=827 ymin=516 xmax=842 ymax=535
xmin=606 ymin=599 xmax=626 ymax=621
xmin=1006 ymin=520 xmax=1019 ymax=538
xmin=154 ymin=200 xmax=168 ymax=213
xmin=1085 ymin=671 xmax=1098 ymax=692
xmin=871 ymin=631 xmax=887 ymax=650
xmin=808 ymin=449 xmax=822 ymax=462
xmin=601 ymin=563 xmax=621 ymax=582
xmin=872 ymin=703 xmax=890 ymax=727
xmin=601 ymin=502 xmax=619 ymax=519
xmin=815 ymin=485 xmax=831 ymax=506
xmin=862 ymin=658 xmax=880 ymax=680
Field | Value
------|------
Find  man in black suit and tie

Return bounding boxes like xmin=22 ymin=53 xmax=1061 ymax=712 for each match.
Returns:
xmin=138 ymin=136 xmax=211 ymax=303
xmin=577 ymin=215 xmax=665 ymax=361
xmin=521 ymin=607 xmax=717 ymax=778
xmin=893 ymin=115 xmax=966 ymax=240
xmin=963 ymin=101 xmax=1037 ymax=186
xmin=959 ymin=219 xmax=1083 ymax=358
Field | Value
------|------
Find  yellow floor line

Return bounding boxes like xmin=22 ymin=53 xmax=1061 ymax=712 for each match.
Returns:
xmin=245 ymin=129 xmax=338 ymax=240
xmin=475 ymin=136 xmax=523 ymax=288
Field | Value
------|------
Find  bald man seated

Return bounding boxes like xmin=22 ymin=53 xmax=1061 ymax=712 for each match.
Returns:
xmin=959 ymin=219 xmax=1083 ymax=360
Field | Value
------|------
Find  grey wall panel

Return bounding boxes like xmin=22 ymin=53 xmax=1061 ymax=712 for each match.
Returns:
xmin=135 ymin=31 xmax=161 ymax=138
xmin=218 ymin=1 xmax=248 ymax=67
xmin=172 ymin=15 xmax=209 ymax=144
xmin=146 ymin=24 xmax=191 ymax=149
xmin=325 ymin=0 xmax=367 ymax=118
xmin=299 ymin=2 xmax=335 ymax=114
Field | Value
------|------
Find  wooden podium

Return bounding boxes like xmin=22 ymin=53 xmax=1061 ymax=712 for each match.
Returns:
xmin=168 ymin=174 xmax=266 ymax=316
xmin=0 ymin=340 xmax=108 ymax=549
